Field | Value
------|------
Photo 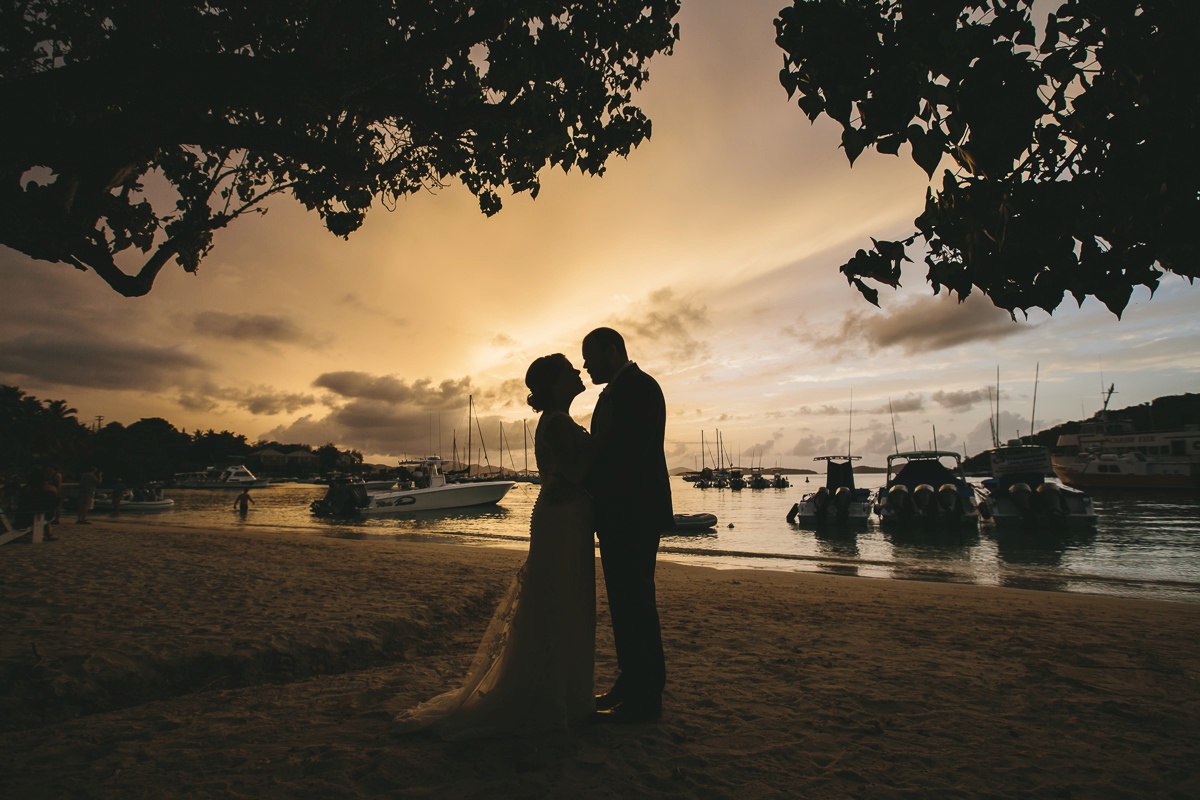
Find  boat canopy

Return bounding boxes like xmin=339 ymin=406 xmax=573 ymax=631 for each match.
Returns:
xmin=824 ymin=459 xmax=856 ymax=491
xmin=888 ymin=452 xmax=963 ymax=487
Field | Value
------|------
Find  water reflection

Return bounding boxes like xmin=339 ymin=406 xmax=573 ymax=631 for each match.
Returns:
xmin=986 ymin=525 xmax=1097 ymax=569
xmin=107 ymin=479 xmax=1200 ymax=603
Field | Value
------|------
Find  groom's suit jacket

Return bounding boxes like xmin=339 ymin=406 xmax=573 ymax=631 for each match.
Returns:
xmin=587 ymin=362 xmax=674 ymax=534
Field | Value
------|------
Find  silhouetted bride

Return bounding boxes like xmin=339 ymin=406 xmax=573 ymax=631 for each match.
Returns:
xmin=393 ymin=354 xmax=595 ymax=739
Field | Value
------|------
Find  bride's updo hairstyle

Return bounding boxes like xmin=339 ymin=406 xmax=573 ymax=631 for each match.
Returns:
xmin=525 ymin=353 xmax=569 ymax=412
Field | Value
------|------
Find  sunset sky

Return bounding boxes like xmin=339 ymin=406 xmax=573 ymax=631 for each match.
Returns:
xmin=2 ymin=0 xmax=1198 ymax=472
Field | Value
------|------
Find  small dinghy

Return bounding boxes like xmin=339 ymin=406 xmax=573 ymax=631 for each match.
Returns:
xmin=668 ymin=512 xmax=718 ymax=532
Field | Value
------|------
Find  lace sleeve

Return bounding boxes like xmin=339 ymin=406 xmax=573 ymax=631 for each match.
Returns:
xmin=540 ymin=412 xmax=593 ymax=486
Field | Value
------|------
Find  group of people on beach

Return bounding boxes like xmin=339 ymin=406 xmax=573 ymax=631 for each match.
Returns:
xmin=395 ymin=327 xmax=673 ymax=738
xmin=3 ymin=464 xmax=156 ymax=533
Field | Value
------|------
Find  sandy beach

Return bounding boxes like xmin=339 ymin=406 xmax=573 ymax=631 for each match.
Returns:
xmin=3 ymin=521 xmax=1198 ymax=799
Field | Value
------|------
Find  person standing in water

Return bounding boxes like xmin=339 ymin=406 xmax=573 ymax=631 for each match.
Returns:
xmin=234 ymin=489 xmax=255 ymax=515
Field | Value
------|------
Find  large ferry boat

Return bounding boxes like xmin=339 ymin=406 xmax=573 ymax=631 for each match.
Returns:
xmin=1051 ymin=388 xmax=1200 ymax=490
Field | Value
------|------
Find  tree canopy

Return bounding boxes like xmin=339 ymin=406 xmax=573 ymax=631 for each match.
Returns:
xmin=776 ymin=0 xmax=1197 ymax=317
xmin=1 ymin=0 xmax=680 ymax=296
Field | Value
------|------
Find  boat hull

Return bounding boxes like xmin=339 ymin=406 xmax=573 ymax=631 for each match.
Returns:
xmin=175 ymin=479 xmax=271 ymax=489
xmin=97 ymin=499 xmax=176 ymax=512
xmin=668 ymin=512 xmax=718 ymax=532
xmin=359 ymin=481 xmax=515 ymax=515
xmin=175 ymin=465 xmax=270 ymax=490
xmin=1052 ymin=455 xmax=1200 ymax=490
xmin=979 ymin=486 xmax=1096 ymax=528
xmin=790 ymin=494 xmax=873 ymax=526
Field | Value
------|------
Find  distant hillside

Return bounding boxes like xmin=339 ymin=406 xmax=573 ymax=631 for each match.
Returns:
xmin=961 ymin=391 xmax=1200 ymax=473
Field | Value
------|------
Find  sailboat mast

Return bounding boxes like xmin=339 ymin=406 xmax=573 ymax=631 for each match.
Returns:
xmin=889 ymin=399 xmax=899 ymax=454
xmin=847 ymin=390 xmax=854 ymax=459
xmin=995 ymin=366 xmax=1001 ymax=444
xmin=1030 ymin=362 xmax=1040 ymax=440
xmin=467 ymin=395 xmax=473 ymax=478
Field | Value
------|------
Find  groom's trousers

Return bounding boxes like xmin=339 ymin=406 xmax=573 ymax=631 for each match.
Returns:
xmin=597 ymin=523 xmax=666 ymax=703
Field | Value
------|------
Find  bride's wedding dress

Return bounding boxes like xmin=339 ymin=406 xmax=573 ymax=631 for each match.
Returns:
xmin=394 ymin=410 xmax=595 ymax=740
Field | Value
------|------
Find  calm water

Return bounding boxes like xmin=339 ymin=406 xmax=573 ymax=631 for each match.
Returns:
xmin=112 ymin=477 xmax=1200 ymax=604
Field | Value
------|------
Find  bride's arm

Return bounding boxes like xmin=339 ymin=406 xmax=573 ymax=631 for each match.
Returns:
xmin=545 ymin=413 xmax=593 ymax=485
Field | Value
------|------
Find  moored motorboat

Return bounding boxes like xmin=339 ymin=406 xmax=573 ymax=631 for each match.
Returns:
xmin=979 ymin=441 xmax=1095 ymax=527
xmin=174 ymin=464 xmax=270 ymax=489
xmin=310 ymin=458 xmax=513 ymax=517
xmin=788 ymin=456 xmax=871 ymax=526
xmin=874 ymin=450 xmax=980 ymax=527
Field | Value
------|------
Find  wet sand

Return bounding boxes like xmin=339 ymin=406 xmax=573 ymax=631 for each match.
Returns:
xmin=3 ymin=521 xmax=1198 ymax=798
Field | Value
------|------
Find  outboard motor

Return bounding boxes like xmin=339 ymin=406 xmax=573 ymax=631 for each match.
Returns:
xmin=912 ymin=483 xmax=936 ymax=515
xmin=1036 ymin=483 xmax=1067 ymax=517
xmin=886 ymin=484 xmax=911 ymax=518
xmin=833 ymin=486 xmax=853 ymax=518
xmin=937 ymin=483 xmax=961 ymax=516
xmin=311 ymin=481 xmax=368 ymax=517
xmin=812 ymin=486 xmax=831 ymax=518
xmin=1009 ymin=482 xmax=1033 ymax=512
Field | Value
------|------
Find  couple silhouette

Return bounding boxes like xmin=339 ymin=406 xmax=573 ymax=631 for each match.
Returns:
xmin=394 ymin=327 xmax=672 ymax=739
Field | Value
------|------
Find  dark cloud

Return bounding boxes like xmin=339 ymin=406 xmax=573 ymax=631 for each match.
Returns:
xmin=797 ymin=403 xmax=850 ymax=417
xmin=314 ymin=372 xmax=473 ymax=407
xmin=261 ymin=402 xmax=529 ymax=463
xmin=192 ymin=311 xmax=323 ymax=348
xmin=175 ymin=382 xmax=318 ymax=417
xmin=0 ymin=331 xmax=208 ymax=391
xmin=867 ymin=393 xmax=924 ymax=414
xmin=227 ymin=388 xmax=317 ymax=416
xmin=817 ymin=294 xmax=1026 ymax=355
xmin=608 ymin=288 xmax=710 ymax=364
xmin=788 ymin=432 xmax=843 ymax=459
xmin=335 ymin=293 xmax=407 ymax=328
xmin=744 ymin=430 xmax=784 ymax=458
xmin=932 ymin=388 xmax=989 ymax=412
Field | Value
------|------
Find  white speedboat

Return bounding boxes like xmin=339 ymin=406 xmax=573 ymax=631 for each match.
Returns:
xmin=311 ymin=458 xmax=513 ymax=517
xmin=788 ymin=455 xmax=872 ymax=526
xmin=874 ymin=451 xmax=980 ymax=527
xmin=979 ymin=441 xmax=1095 ymax=528
xmin=174 ymin=465 xmax=270 ymax=489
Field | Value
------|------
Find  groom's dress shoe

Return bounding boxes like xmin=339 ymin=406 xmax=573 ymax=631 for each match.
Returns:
xmin=594 ymin=691 xmax=622 ymax=712
xmin=591 ymin=699 xmax=662 ymax=725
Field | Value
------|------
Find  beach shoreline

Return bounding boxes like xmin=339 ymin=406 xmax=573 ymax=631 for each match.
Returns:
xmin=3 ymin=521 xmax=1198 ymax=798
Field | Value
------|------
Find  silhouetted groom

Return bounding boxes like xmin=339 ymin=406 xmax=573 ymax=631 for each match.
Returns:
xmin=583 ymin=327 xmax=672 ymax=723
